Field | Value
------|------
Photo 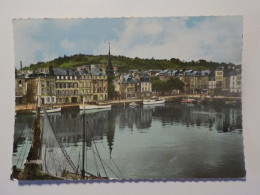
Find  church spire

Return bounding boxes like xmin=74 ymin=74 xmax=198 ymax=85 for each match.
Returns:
xmin=106 ymin=42 xmax=114 ymax=75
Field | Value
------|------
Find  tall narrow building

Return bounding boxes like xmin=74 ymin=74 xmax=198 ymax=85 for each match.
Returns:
xmin=106 ymin=43 xmax=114 ymax=76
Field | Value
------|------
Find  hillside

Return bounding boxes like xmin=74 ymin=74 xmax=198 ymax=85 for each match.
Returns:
xmin=22 ymin=54 xmax=238 ymax=73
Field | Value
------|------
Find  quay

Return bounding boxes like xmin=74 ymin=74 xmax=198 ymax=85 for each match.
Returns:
xmin=15 ymin=94 xmax=241 ymax=113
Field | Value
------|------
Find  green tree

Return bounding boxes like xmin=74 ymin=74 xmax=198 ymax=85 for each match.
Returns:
xmin=166 ymin=78 xmax=184 ymax=91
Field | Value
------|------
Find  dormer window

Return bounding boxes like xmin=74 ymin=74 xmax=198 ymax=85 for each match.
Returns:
xmin=57 ymin=76 xmax=60 ymax=80
xmin=61 ymin=76 xmax=64 ymax=79
xmin=70 ymin=76 xmax=73 ymax=80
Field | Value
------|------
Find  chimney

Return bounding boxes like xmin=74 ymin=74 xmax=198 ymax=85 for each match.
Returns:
xmin=20 ymin=61 xmax=23 ymax=71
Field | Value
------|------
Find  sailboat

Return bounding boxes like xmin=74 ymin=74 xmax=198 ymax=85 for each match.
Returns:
xmin=11 ymin=78 xmax=114 ymax=180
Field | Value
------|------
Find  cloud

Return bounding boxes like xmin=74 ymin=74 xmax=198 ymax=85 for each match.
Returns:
xmin=13 ymin=17 xmax=243 ymax=69
xmin=96 ymin=17 xmax=242 ymax=64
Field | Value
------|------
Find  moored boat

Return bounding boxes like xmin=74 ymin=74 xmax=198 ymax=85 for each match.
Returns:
xmin=80 ymin=104 xmax=111 ymax=110
xmin=129 ymin=102 xmax=138 ymax=107
xmin=32 ymin=107 xmax=61 ymax=114
xmin=143 ymin=97 xmax=165 ymax=105
xmin=181 ymin=97 xmax=196 ymax=103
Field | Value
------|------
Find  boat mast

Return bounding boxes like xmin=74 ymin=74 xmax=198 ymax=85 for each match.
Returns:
xmin=18 ymin=77 xmax=42 ymax=180
xmin=81 ymin=97 xmax=86 ymax=179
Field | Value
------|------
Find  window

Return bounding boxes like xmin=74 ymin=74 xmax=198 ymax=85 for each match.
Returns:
xmin=41 ymin=88 xmax=45 ymax=95
xmin=61 ymin=76 xmax=64 ymax=79
xmin=81 ymin=82 xmax=84 ymax=87
xmin=56 ymin=90 xmax=60 ymax=96
xmin=57 ymin=76 xmax=60 ymax=79
xmin=47 ymin=81 xmax=50 ymax=87
xmin=41 ymin=81 xmax=45 ymax=87
xmin=74 ymin=83 xmax=78 ymax=88
xmin=74 ymin=90 xmax=78 ymax=95
xmin=82 ymin=89 xmax=84 ymax=94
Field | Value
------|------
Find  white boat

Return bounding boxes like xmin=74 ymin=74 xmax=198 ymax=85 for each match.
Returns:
xmin=129 ymin=102 xmax=138 ymax=107
xmin=80 ymin=107 xmax=111 ymax=114
xmin=80 ymin=104 xmax=111 ymax=110
xmin=32 ymin=107 xmax=61 ymax=114
xmin=143 ymin=98 xmax=165 ymax=105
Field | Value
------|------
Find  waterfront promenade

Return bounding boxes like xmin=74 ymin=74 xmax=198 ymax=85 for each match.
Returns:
xmin=15 ymin=94 xmax=241 ymax=113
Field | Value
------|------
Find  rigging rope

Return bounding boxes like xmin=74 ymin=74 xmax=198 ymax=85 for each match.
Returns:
xmin=101 ymin=142 xmax=124 ymax=179
xmin=91 ymin=149 xmax=120 ymax=178
xmin=86 ymin=120 xmax=108 ymax=178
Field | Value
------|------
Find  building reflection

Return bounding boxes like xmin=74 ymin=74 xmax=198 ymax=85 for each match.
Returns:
xmin=13 ymin=103 xmax=242 ymax=155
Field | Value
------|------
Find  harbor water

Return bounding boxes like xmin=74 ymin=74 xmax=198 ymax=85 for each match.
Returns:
xmin=12 ymin=102 xmax=245 ymax=179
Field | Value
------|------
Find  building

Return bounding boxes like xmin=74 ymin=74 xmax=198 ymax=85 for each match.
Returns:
xmin=38 ymin=76 xmax=56 ymax=104
xmin=78 ymin=69 xmax=93 ymax=102
xmin=15 ymin=75 xmax=27 ymax=104
xmin=26 ymin=77 xmax=38 ymax=104
xmin=134 ymin=72 xmax=152 ymax=98
xmin=54 ymin=68 xmax=80 ymax=104
xmin=208 ymin=71 xmax=216 ymax=95
xmin=230 ymin=69 xmax=242 ymax=94
xmin=181 ymin=69 xmax=193 ymax=94
xmin=91 ymin=68 xmax=108 ymax=101
xmin=119 ymin=74 xmax=138 ymax=99
xmin=215 ymin=67 xmax=224 ymax=94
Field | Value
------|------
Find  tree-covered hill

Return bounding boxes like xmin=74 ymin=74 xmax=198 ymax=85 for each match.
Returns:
xmin=22 ymin=54 xmax=239 ymax=73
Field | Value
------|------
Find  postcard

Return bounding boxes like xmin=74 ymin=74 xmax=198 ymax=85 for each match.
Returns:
xmin=11 ymin=16 xmax=245 ymax=181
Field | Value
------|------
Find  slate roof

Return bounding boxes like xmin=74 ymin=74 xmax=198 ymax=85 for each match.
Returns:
xmin=77 ymin=69 xmax=90 ymax=75
xmin=53 ymin=68 xmax=77 ymax=76
xmin=184 ymin=69 xmax=193 ymax=76
xmin=200 ymin=70 xmax=211 ymax=76
xmin=158 ymin=69 xmax=169 ymax=75
xmin=122 ymin=74 xmax=138 ymax=84
xmin=91 ymin=68 xmax=106 ymax=76
xmin=138 ymin=72 xmax=151 ymax=82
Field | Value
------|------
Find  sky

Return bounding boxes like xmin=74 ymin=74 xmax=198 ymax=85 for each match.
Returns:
xmin=13 ymin=16 xmax=243 ymax=69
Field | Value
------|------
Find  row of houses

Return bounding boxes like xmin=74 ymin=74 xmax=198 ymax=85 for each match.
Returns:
xmin=155 ymin=66 xmax=241 ymax=95
xmin=15 ymin=66 xmax=154 ymax=104
xmin=15 ymin=66 xmax=108 ymax=105
xmin=113 ymin=72 xmax=152 ymax=99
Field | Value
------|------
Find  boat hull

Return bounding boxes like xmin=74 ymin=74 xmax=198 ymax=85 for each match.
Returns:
xmin=80 ymin=104 xmax=112 ymax=110
xmin=143 ymin=99 xmax=165 ymax=105
xmin=32 ymin=107 xmax=61 ymax=114
xmin=181 ymin=99 xmax=196 ymax=103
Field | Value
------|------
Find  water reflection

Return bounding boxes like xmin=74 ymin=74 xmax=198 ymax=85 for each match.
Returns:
xmin=14 ymin=103 xmax=243 ymax=155
xmin=13 ymin=102 xmax=244 ymax=179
